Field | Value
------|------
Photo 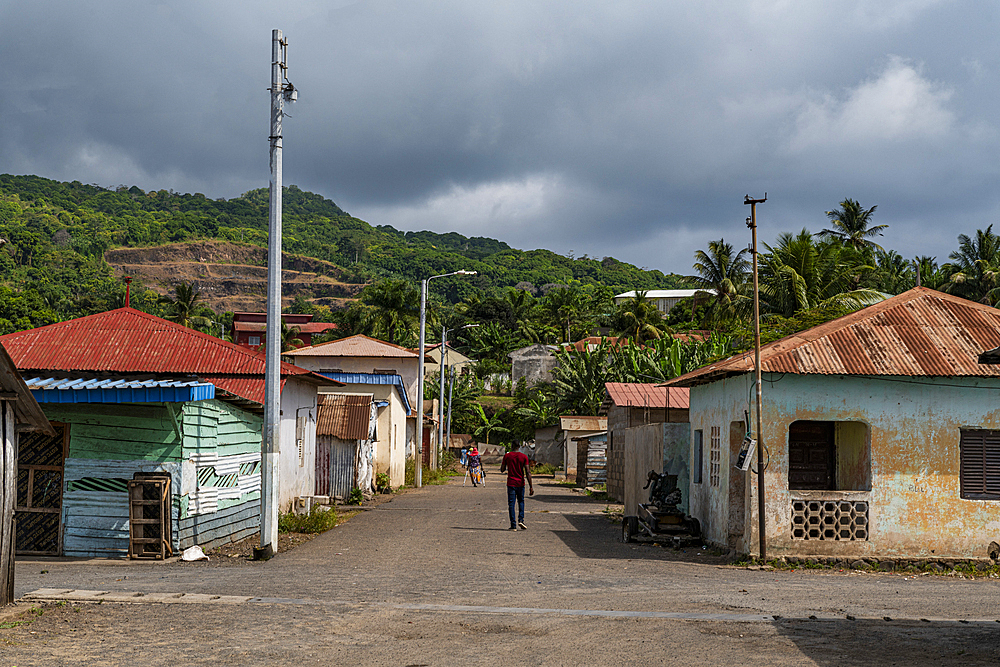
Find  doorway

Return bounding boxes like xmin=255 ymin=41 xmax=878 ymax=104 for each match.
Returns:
xmin=728 ymin=421 xmax=747 ymax=549
xmin=788 ymin=421 xmax=835 ymax=490
xmin=15 ymin=423 xmax=67 ymax=555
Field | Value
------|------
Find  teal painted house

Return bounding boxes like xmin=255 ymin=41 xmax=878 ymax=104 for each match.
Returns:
xmin=1 ymin=309 xmax=338 ymax=558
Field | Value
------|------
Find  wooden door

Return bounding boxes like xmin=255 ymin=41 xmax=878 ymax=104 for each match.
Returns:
xmin=788 ymin=421 xmax=835 ymax=490
xmin=15 ymin=423 xmax=66 ymax=555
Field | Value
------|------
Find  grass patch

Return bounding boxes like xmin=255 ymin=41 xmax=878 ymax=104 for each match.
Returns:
xmin=405 ymin=459 xmax=462 ymax=486
xmin=555 ymin=480 xmax=579 ymax=488
xmin=531 ymin=463 xmax=558 ymax=475
xmin=278 ymin=505 xmax=340 ymax=534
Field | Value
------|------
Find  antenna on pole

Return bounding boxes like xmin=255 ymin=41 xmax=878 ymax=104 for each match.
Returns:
xmin=744 ymin=193 xmax=767 ymax=562
xmin=257 ymin=29 xmax=297 ymax=560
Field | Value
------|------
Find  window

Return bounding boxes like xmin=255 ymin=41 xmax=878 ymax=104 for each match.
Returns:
xmin=248 ymin=335 xmax=261 ymax=346
xmin=960 ymin=429 xmax=1000 ymax=500
xmin=788 ymin=420 xmax=870 ymax=491
xmin=709 ymin=426 xmax=721 ymax=487
xmin=693 ymin=430 xmax=703 ymax=484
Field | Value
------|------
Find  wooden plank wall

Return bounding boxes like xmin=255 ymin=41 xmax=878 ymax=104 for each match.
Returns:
xmin=47 ymin=400 xmax=264 ymax=556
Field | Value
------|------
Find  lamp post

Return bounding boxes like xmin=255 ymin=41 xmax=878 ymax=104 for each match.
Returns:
xmin=416 ymin=270 xmax=477 ymax=487
xmin=438 ymin=323 xmax=479 ymax=457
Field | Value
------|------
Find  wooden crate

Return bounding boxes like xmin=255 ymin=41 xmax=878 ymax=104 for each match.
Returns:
xmin=127 ymin=475 xmax=172 ymax=560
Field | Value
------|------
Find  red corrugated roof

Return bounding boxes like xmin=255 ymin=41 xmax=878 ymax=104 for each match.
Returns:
xmin=0 ymin=308 xmax=339 ymax=405
xmin=605 ymin=382 xmax=689 ymax=409
xmin=317 ymin=394 xmax=372 ymax=439
xmin=667 ymin=287 xmax=1000 ymax=387
xmin=286 ymin=334 xmax=418 ymax=358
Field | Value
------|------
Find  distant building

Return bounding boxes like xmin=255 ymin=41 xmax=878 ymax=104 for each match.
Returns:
xmin=613 ymin=289 xmax=714 ymax=316
xmin=423 ymin=343 xmax=475 ymax=377
xmin=509 ymin=344 xmax=559 ymax=386
xmin=232 ymin=312 xmax=337 ymax=349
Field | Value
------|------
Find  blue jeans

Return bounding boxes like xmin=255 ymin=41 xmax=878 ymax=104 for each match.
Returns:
xmin=507 ymin=485 xmax=525 ymax=527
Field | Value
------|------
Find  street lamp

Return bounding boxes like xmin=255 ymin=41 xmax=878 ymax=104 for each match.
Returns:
xmin=438 ymin=323 xmax=479 ymax=456
xmin=415 ymin=270 xmax=477 ymax=487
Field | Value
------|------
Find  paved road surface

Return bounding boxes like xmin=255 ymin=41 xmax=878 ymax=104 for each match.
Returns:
xmin=3 ymin=471 xmax=999 ymax=665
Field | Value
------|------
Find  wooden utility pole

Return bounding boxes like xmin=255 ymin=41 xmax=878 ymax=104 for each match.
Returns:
xmin=745 ymin=194 xmax=767 ymax=561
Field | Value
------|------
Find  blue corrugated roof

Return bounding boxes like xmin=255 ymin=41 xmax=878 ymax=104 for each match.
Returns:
xmin=319 ymin=373 xmax=412 ymax=415
xmin=26 ymin=377 xmax=215 ymax=404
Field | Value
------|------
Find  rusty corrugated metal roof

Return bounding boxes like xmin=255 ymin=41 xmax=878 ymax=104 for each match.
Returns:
xmin=667 ymin=287 xmax=1000 ymax=387
xmin=317 ymin=393 xmax=372 ymax=439
xmin=285 ymin=334 xmax=418 ymax=358
xmin=0 ymin=309 xmax=340 ymax=406
xmin=604 ymin=383 xmax=690 ymax=409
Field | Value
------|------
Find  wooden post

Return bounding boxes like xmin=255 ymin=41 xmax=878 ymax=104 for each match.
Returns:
xmin=1 ymin=401 xmax=15 ymax=605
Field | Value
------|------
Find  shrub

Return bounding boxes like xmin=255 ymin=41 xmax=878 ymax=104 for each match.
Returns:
xmin=375 ymin=471 xmax=392 ymax=493
xmin=345 ymin=487 xmax=364 ymax=505
xmin=278 ymin=505 xmax=339 ymax=534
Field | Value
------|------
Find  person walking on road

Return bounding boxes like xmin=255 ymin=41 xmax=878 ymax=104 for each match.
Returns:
xmin=466 ymin=446 xmax=484 ymax=487
xmin=501 ymin=448 xmax=533 ymax=530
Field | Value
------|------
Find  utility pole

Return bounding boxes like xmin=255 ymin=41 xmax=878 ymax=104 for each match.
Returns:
xmin=258 ymin=29 xmax=296 ymax=560
xmin=745 ymin=193 xmax=767 ymax=562
xmin=438 ymin=325 xmax=447 ymax=458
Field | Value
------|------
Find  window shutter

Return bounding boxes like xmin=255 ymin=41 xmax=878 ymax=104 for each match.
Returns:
xmin=960 ymin=430 xmax=1000 ymax=500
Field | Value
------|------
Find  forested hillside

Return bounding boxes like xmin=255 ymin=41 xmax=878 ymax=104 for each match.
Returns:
xmin=0 ymin=174 xmax=686 ymax=333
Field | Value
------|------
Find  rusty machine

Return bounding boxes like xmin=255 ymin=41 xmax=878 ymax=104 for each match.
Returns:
xmin=622 ymin=470 xmax=701 ymax=546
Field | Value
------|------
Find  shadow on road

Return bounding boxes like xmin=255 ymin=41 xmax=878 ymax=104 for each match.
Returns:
xmin=770 ymin=618 xmax=1000 ymax=666
xmin=551 ymin=514 xmax=731 ymax=565
xmin=449 ymin=527 xmax=514 ymax=532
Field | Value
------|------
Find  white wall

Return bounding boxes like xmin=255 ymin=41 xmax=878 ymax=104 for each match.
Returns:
xmin=278 ymin=379 xmax=318 ymax=510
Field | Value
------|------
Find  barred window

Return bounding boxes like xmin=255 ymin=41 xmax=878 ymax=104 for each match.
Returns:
xmin=960 ymin=430 xmax=1000 ymax=500
xmin=693 ymin=430 xmax=703 ymax=484
xmin=710 ymin=426 xmax=721 ymax=487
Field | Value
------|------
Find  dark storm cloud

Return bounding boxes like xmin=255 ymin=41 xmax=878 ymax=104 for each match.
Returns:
xmin=2 ymin=1 xmax=999 ymax=274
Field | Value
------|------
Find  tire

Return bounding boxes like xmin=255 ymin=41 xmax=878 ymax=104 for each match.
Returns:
xmin=622 ymin=516 xmax=638 ymax=543
xmin=685 ymin=517 xmax=701 ymax=537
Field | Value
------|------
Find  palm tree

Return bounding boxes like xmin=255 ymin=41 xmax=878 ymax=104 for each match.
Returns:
xmin=819 ymin=199 xmax=886 ymax=251
xmin=542 ymin=287 xmax=589 ymax=343
xmin=360 ymin=279 xmax=419 ymax=345
xmin=759 ymin=230 xmax=884 ymax=318
xmin=472 ymin=404 xmax=510 ymax=448
xmin=943 ymin=226 xmax=1000 ymax=304
xmin=281 ymin=321 xmax=305 ymax=351
xmin=688 ymin=239 xmax=751 ymax=325
xmin=613 ymin=291 xmax=663 ymax=344
xmin=159 ymin=283 xmax=212 ymax=329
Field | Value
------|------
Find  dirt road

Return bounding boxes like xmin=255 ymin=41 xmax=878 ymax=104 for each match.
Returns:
xmin=3 ymin=472 xmax=999 ymax=665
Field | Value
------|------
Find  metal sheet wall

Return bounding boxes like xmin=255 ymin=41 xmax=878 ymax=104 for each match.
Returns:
xmin=316 ymin=435 xmax=357 ymax=499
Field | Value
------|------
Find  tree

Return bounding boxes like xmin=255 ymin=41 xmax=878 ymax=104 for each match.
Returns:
xmin=611 ymin=290 xmax=663 ymax=344
xmin=541 ymin=287 xmax=590 ymax=343
xmin=471 ymin=404 xmax=510 ymax=448
xmin=688 ymin=239 xmax=751 ymax=325
xmin=819 ymin=199 xmax=886 ymax=251
xmin=158 ymin=282 xmax=212 ymax=329
xmin=759 ymin=230 xmax=884 ymax=318
xmin=943 ymin=226 xmax=1000 ymax=304
xmin=550 ymin=341 xmax=611 ymax=415
xmin=359 ymin=278 xmax=419 ymax=345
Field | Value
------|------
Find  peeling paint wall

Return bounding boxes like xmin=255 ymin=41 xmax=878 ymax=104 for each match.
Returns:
xmin=689 ymin=373 xmax=1000 ymax=559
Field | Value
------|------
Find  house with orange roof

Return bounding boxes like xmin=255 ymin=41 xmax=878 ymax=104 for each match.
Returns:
xmin=0 ymin=308 xmax=341 ymax=557
xmin=284 ymin=335 xmax=422 ymax=487
xmin=667 ymin=287 xmax=1000 ymax=561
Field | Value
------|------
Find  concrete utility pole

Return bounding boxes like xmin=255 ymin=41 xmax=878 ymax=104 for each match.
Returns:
xmin=744 ymin=194 xmax=767 ymax=562
xmin=258 ymin=29 xmax=296 ymax=560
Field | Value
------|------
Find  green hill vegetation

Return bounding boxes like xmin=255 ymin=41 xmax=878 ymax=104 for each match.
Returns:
xmin=0 ymin=174 xmax=686 ymax=332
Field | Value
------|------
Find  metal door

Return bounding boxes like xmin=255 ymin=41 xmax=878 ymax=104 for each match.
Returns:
xmin=15 ymin=423 xmax=66 ymax=555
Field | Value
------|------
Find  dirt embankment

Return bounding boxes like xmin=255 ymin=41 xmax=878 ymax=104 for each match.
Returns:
xmin=105 ymin=241 xmax=364 ymax=312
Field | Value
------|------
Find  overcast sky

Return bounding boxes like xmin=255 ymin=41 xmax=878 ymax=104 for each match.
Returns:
xmin=2 ymin=1 xmax=998 ymax=275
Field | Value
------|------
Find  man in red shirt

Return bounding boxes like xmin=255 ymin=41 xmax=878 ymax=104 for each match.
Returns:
xmin=500 ymin=449 xmax=533 ymax=530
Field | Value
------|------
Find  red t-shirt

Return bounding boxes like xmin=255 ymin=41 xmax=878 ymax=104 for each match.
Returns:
xmin=502 ymin=451 xmax=530 ymax=488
